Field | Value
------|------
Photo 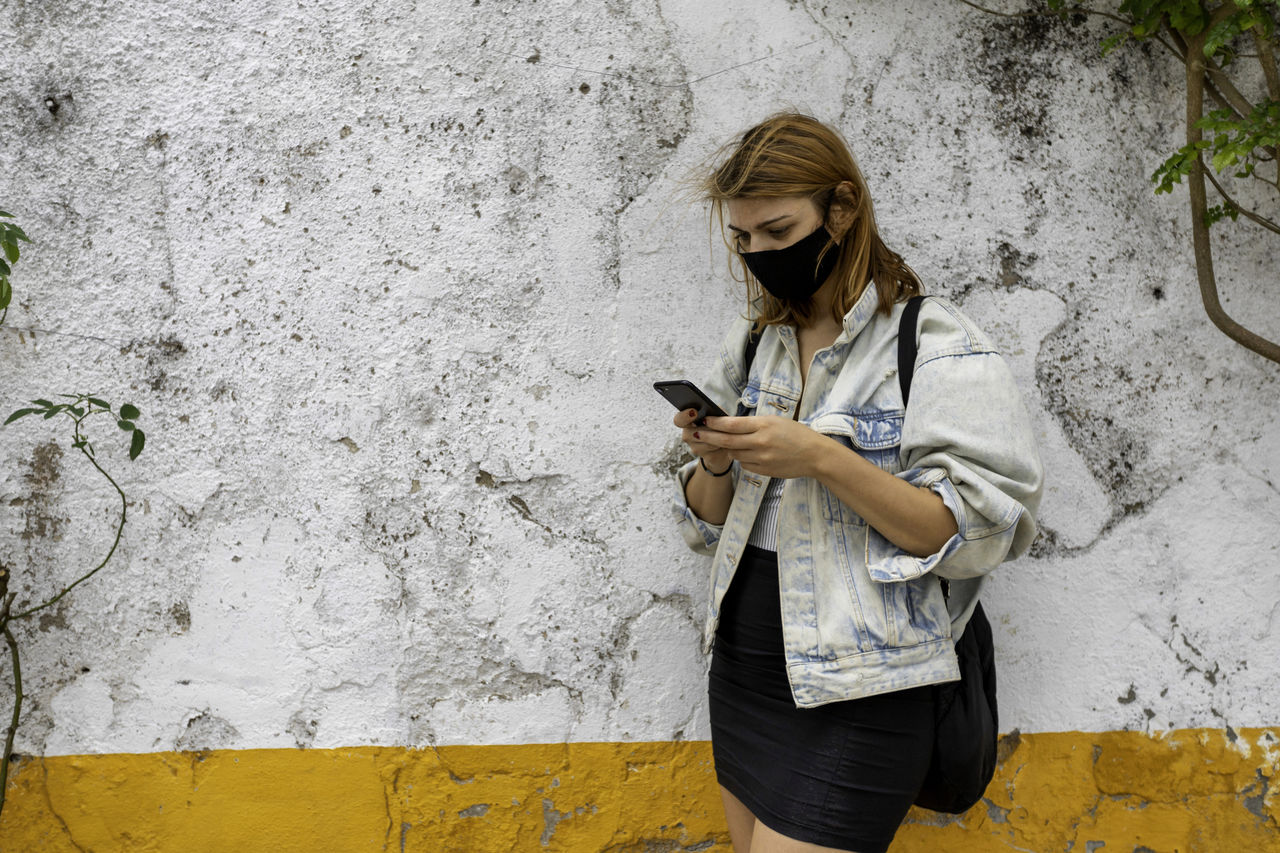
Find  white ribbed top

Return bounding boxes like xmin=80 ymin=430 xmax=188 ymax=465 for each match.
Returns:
xmin=746 ymin=476 xmax=784 ymax=552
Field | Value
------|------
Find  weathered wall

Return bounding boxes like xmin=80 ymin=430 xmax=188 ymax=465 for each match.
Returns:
xmin=1 ymin=0 xmax=1277 ymax=849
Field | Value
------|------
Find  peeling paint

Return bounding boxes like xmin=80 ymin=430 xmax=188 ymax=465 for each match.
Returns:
xmin=4 ymin=731 xmax=1279 ymax=850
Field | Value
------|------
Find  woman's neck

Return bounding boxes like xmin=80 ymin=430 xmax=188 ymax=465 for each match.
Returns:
xmin=795 ymin=276 xmax=844 ymax=332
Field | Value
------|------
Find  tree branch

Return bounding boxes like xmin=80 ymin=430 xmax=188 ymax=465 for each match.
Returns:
xmin=955 ymin=0 xmax=1185 ymax=58
xmin=1185 ymin=28 xmax=1280 ymax=364
xmin=1255 ymin=30 xmax=1280 ymax=102
xmin=955 ymin=0 xmax=1128 ymax=25
xmin=1204 ymin=164 xmax=1280 ymax=235
xmin=1203 ymin=55 xmax=1259 ymax=118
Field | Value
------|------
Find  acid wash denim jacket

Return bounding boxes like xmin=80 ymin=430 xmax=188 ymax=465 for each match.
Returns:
xmin=673 ymin=284 xmax=1043 ymax=708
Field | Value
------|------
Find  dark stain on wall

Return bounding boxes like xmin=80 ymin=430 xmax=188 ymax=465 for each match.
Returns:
xmin=971 ymin=13 xmax=1059 ymax=155
xmin=1034 ymin=309 xmax=1157 ymax=525
xmin=20 ymin=440 xmax=67 ymax=543
xmin=169 ymin=600 xmax=191 ymax=633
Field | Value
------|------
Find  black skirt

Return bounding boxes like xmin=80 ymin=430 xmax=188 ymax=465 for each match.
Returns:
xmin=708 ymin=544 xmax=936 ymax=853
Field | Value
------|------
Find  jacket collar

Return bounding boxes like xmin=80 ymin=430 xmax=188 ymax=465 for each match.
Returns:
xmin=839 ymin=279 xmax=881 ymax=342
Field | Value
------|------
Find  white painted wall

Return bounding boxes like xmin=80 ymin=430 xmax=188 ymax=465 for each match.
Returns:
xmin=1 ymin=0 xmax=1276 ymax=756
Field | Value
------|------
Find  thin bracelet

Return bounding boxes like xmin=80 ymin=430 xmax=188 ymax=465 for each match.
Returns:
xmin=700 ymin=457 xmax=732 ymax=477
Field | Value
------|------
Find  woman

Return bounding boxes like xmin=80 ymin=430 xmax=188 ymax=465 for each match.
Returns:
xmin=671 ymin=114 xmax=1043 ymax=852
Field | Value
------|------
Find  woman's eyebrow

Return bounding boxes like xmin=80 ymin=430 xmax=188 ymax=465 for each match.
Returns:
xmin=728 ymin=214 xmax=792 ymax=233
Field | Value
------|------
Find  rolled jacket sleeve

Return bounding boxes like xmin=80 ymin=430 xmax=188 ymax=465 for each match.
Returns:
xmin=867 ymin=314 xmax=1044 ymax=583
xmin=673 ymin=458 xmax=729 ymax=556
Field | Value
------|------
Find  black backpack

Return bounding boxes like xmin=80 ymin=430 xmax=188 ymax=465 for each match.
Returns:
xmin=897 ymin=296 xmax=1000 ymax=815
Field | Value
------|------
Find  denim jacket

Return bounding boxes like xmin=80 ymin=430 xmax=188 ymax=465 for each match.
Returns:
xmin=673 ymin=285 xmax=1043 ymax=708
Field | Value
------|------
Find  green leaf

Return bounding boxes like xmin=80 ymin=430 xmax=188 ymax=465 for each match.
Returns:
xmin=119 ymin=403 xmax=140 ymax=420
xmin=1150 ymin=140 xmax=1208 ymax=193
xmin=117 ymin=419 xmax=135 ymax=432
xmin=87 ymin=397 xmax=110 ymax=409
xmin=130 ymin=429 xmax=146 ymax=460
xmin=0 ymin=211 xmax=11 ymax=218
xmin=69 ymin=406 xmax=85 ymax=417
xmin=4 ymin=408 xmax=36 ymax=425
xmin=1205 ymin=17 xmax=1242 ymax=57
xmin=8 ymin=225 xmax=28 ymax=242
xmin=0 ymin=258 xmax=9 ymax=277
xmin=1169 ymin=1 xmax=1208 ymax=35
xmin=42 ymin=407 xmax=60 ymax=419
xmin=1205 ymin=204 xmax=1240 ymax=227
xmin=1101 ymin=32 xmax=1131 ymax=56
xmin=32 ymin=399 xmax=54 ymax=408
xmin=1191 ymin=99 xmax=1280 ymax=182
xmin=2 ymin=237 xmax=17 ymax=264
xmin=1 ymin=277 xmax=10 ymax=311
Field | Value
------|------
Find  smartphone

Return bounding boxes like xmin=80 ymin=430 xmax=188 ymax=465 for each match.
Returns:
xmin=653 ymin=380 xmax=728 ymax=426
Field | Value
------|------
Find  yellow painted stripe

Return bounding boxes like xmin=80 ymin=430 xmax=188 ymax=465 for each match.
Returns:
xmin=2 ymin=730 xmax=1276 ymax=851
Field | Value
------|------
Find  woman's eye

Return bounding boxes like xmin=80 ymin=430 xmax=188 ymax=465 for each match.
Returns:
xmin=768 ymin=227 xmax=789 ymax=238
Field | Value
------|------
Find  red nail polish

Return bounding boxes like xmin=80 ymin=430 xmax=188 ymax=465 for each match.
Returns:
xmin=693 ymin=431 xmax=700 ymax=439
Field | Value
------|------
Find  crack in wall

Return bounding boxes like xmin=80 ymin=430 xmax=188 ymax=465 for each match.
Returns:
xmin=40 ymin=757 xmax=87 ymax=853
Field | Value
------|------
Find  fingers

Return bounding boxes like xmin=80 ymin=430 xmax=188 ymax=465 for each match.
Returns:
xmin=682 ymin=425 xmax=725 ymax=453
xmin=673 ymin=408 xmax=701 ymax=428
xmin=688 ymin=425 xmax=747 ymax=451
xmin=702 ymin=415 xmax=759 ymax=434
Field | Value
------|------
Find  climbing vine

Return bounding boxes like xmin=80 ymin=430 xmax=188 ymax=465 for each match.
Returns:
xmin=0 ymin=213 xmax=148 ymax=820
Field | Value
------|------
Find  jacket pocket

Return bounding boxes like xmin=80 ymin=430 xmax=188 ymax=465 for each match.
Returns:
xmin=889 ymin=575 xmax=951 ymax=646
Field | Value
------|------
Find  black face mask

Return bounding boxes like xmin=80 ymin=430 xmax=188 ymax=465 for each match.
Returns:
xmin=740 ymin=225 xmax=838 ymax=303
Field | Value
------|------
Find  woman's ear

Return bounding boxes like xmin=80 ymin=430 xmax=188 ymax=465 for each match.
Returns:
xmin=825 ymin=181 xmax=858 ymax=243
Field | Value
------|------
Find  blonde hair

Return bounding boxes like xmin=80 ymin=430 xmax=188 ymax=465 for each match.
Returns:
xmin=701 ymin=113 xmax=921 ymax=326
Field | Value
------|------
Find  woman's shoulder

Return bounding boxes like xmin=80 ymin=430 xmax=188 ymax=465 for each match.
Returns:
xmin=715 ymin=311 xmax=761 ymax=390
xmin=910 ymin=295 xmax=1000 ymax=364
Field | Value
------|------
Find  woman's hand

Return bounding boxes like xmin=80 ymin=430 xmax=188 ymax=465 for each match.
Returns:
xmin=698 ymin=415 xmax=957 ymax=555
xmin=692 ymin=415 xmax=828 ymax=479
xmin=675 ymin=409 xmax=733 ymax=474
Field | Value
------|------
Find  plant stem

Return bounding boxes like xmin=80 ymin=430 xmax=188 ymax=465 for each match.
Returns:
xmin=0 ymin=594 xmax=21 ymax=820
xmin=956 ymin=1 xmax=1186 ymax=58
xmin=956 ymin=0 xmax=1129 ymax=26
xmin=12 ymin=441 xmax=127 ymax=621
xmin=1203 ymin=166 xmax=1280 ymax=235
xmin=1185 ymin=27 xmax=1280 ymax=363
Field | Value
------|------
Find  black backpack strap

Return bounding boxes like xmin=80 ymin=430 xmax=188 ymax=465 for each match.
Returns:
xmin=897 ymin=295 xmax=925 ymax=408
xmin=743 ymin=324 xmax=762 ymax=384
